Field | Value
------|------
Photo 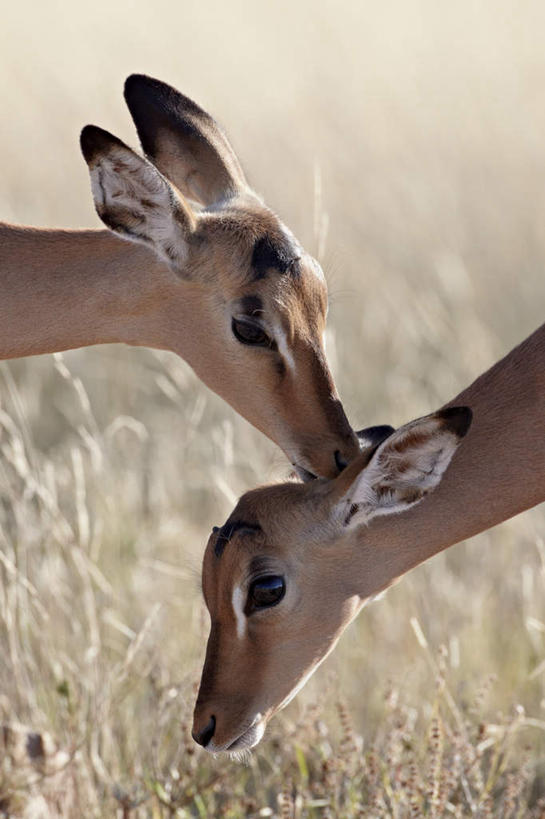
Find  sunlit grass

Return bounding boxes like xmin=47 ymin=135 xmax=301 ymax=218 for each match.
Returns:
xmin=1 ymin=0 xmax=545 ymax=815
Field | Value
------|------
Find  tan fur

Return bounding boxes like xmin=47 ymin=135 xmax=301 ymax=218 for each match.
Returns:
xmin=0 ymin=80 xmax=359 ymax=478
xmin=193 ymin=322 xmax=545 ymax=752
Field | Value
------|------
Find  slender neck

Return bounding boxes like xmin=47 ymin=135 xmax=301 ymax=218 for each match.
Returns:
xmin=350 ymin=322 xmax=545 ymax=599
xmin=0 ymin=223 xmax=188 ymax=359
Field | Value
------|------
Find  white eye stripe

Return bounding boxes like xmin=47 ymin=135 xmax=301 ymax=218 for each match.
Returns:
xmin=274 ymin=324 xmax=295 ymax=371
xmin=232 ymin=586 xmax=246 ymax=640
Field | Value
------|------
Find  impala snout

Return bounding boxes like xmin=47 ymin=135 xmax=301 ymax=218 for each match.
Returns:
xmin=192 ymin=602 xmax=353 ymax=754
xmin=294 ymin=444 xmax=357 ymax=481
xmin=290 ymin=407 xmax=361 ymax=480
xmin=335 ymin=430 xmax=363 ymax=474
xmin=314 ymin=434 xmax=362 ymax=480
xmin=193 ymin=650 xmax=267 ymax=753
xmin=192 ymin=703 xmax=265 ymax=754
xmin=192 ymin=715 xmax=216 ymax=748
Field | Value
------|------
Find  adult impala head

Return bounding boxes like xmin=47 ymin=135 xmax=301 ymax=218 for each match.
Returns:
xmin=79 ymin=74 xmax=359 ymax=479
xmin=193 ymin=406 xmax=472 ymax=753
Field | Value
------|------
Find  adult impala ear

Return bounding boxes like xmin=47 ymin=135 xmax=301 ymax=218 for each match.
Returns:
xmin=334 ymin=407 xmax=472 ymax=530
xmin=80 ymin=125 xmax=196 ymax=277
xmin=124 ymin=74 xmax=248 ymax=206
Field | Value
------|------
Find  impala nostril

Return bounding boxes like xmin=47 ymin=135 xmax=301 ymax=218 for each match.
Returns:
xmin=334 ymin=450 xmax=348 ymax=473
xmin=192 ymin=715 xmax=216 ymax=748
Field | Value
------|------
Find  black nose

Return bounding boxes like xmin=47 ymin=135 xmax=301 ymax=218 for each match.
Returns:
xmin=334 ymin=450 xmax=348 ymax=473
xmin=192 ymin=715 xmax=216 ymax=748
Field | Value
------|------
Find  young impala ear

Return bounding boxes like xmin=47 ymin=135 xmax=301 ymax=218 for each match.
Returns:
xmin=124 ymin=74 xmax=248 ymax=206
xmin=80 ymin=125 xmax=196 ymax=277
xmin=334 ymin=407 xmax=472 ymax=530
xmin=356 ymin=424 xmax=395 ymax=448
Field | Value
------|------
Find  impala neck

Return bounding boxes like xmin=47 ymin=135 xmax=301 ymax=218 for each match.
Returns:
xmin=349 ymin=322 xmax=545 ymax=601
xmin=0 ymin=224 xmax=193 ymax=359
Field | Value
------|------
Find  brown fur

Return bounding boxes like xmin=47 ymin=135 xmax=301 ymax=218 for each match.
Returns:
xmin=124 ymin=74 xmax=247 ymax=206
xmin=0 ymin=79 xmax=360 ymax=478
xmin=194 ymin=325 xmax=545 ymax=751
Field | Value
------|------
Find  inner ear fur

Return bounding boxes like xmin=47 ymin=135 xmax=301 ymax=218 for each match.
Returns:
xmin=124 ymin=74 xmax=248 ymax=206
xmin=80 ymin=124 xmax=196 ymax=276
xmin=334 ymin=406 xmax=472 ymax=527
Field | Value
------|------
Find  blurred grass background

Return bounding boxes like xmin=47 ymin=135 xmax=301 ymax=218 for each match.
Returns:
xmin=1 ymin=0 xmax=545 ymax=815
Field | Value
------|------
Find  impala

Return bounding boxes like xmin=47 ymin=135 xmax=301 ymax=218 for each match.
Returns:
xmin=0 ymin=75 xmax=359 ymax=479
xmin=193 ymin=321 xmax=545 ymax=754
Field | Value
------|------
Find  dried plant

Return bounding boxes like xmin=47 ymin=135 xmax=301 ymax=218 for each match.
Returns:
xmin=2 ymin=1 xmax=545 ymax=815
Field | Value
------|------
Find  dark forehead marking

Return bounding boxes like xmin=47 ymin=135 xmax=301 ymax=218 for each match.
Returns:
xmin=251 ymin=234 xmax=299 ymax=280
xmin=213 ymin=520 xmax=262 ymax=558
xmin=238 ymin=294 xmax=263 ymax=315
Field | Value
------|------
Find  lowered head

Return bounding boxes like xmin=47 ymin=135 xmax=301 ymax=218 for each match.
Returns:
xmin=192 ymin=406 xmax=472 ymax=753
xmin=80 ymin=74 xmax=360 ymax=478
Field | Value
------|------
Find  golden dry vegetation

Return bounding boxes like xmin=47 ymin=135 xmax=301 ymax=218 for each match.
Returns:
xmin=1 ymin=1 xmax=545 ymax=815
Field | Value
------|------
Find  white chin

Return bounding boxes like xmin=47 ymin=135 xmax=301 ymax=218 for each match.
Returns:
xmin=205 ymin=717 xmax=266 ymax=755
xmin=227 ymin=719 xmax=265 ymax=752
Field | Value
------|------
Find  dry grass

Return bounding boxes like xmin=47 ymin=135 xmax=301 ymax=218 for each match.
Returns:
xmin=1 ymin=0 xmax=545 ymax=815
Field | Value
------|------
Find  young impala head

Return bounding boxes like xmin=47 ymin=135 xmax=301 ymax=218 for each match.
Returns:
xmin=79 ymin=74 xmax=359 ymax=479
xmin=192 ymin=406 xmax=472 ymax=754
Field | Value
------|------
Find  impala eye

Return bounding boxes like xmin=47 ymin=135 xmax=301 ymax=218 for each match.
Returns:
xmin=246 ymin=575 xmax=285 ymax=614
xmin=232 ymin=317 xmax=271 ymax=347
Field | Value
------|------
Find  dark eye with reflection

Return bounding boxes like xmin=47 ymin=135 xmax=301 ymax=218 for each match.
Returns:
xmin=232 ymin=317 xmax=271 ymax=347
xmin=246 ymin=575 xmax=285 ymax=614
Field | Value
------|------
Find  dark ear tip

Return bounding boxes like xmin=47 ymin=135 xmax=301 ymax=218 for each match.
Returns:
xmin=124 ymin=73 xmax=154 ymax=101
xmin=80 ymin=124 xmax=103 ymax=162
xmin=124 ymin=73 xmax=202 ymax=122
xmin=356 ymin=424 xmax=396 ymax=448
xmin=80 ymin=125 xmax=128 ymax=163
xmin=437 ymin=406 xmax=473 ymax=438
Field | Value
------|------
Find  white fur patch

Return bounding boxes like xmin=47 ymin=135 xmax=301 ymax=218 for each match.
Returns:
xmin=337 ymin=415 xmax=462 ymax=530
xmin=89 ymin=144 xmax=192 ymax=274
xmin=232 ymin=586 xmax=246 ymax=640
xmin=274 ymin=324 xmax=295 ymax=371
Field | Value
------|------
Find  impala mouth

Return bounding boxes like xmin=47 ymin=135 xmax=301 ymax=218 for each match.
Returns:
xmin=205 ymin=714 xmax=265 ymax=756
xmin=199 ymin=714 xmax=266 ymax=756
xmin=293 ymin=464 xmax=317 ymax=482
xmin=227 ymin=722 xmax=265 ymax=754
xmin=226 ymin=718 xmax=265 ymax=753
